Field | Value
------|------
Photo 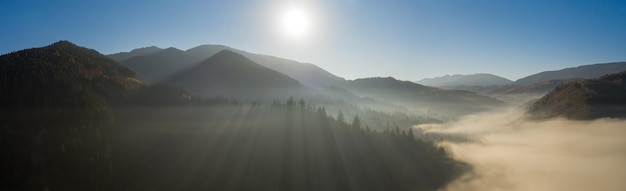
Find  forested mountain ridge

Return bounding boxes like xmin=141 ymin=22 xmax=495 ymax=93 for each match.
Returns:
xmin=528 ymin=70 xmax=626 ymax=120
xmin=0 ymin=40 xmax=141 ymax=108
xmin=0 ymin=41 xmax=142 ymax=190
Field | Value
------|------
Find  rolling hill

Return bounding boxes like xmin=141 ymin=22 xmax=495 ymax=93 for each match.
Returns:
xmin=528 ymin=70 xmax=626 ymax=120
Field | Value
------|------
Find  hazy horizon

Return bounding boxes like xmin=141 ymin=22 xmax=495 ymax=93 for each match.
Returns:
xmin=2 ymin=0 xmax=626 ymax=81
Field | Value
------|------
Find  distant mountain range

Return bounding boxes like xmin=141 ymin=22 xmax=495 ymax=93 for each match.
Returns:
xmin=434 ymin=62 xmax=626 ymax=98
xmin=109 ymin=44 xmax=344 ymax=87
xmin=513 ymin=62 xmax=626 ymax=86
xmin=339 ymin=77 xmax=504 ymax=117
xmin=7 ymin=40 xmax=626 ymax=120
xmin=416 ymin=73 xmax=512 ymax=87
xmin=528 ymin=70 xmax=626 ymax=120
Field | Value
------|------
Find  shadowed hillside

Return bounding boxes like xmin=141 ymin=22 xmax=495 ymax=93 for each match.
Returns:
xmin=0 ymin=41 xmax=141 ymax=190
xmin=165 ymin=50 xmax=304 ymax=100
xmin=184 ymin=44 xmax=345 ymax=88
xmin=121 ymin=47 xmax=202 ymax=84
xmin=528 ymin=70 xmax=626 ymax=120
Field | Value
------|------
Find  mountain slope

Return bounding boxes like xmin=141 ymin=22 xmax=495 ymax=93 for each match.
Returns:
xmin=109 ymin=44 xmax=345 ymax=87
xmin=108 ymin=46 xmax=163 ymax=61
xmin=184 ymin=44 xmax=345 ymax=87
xmin=0 ymin=40 xmax=140 ymax=108
xmin=528 ymin=70 xmax=626 ymax=120
xmin=0 ymin=41 xmax=141 ymax=190
xmin=165 ymin=50 xmax=303 ymax=99
xmin=417 ymin=73 xmax=512 ymax=87
xmin=121 ymin=47 xmax=202 ymax=84
xmin=514 ymin=62 xmax=626 ymax=86
xmin=340 ymin=77 xmax=503 ymax=117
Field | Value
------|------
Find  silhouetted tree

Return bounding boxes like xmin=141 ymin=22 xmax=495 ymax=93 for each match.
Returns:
xmin=336 ymin=110 xmax=345 ymax=124
xmin=352 ymin=115 xmax=361 ymax=129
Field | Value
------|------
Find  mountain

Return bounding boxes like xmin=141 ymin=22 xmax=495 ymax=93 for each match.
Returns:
xmin=514 ymin=62 xmax=626 ymax=86
xmin=109 ymin=44 xmax=345 ymax=88
xmin=0 ymin=40 xmax=141 ymax=108
xmin=417 ymin=73 xmax=512 ymax=87
xmin=339 ymin=77 xmax=504 ymax=117
xmin=108 ymin=46 xmax=163 ymax=61
xmin=165 ymin=50 xmax=304 ymax=99
xmin=184 ymin=44 xmax=345 ymax=88
xmin=0 ymin=41 xmax=141 ymax=190
xmin=528 ymin=70 xmax=626 ymax=120
xmin=120 ymin=47 xmax=202 ymax=84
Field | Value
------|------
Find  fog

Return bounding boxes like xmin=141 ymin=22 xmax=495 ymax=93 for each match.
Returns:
xmin=417 ymin=108 xmax=626 ymax=191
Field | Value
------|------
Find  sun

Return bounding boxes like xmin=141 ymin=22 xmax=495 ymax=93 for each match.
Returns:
xmin=280 ymin=7 xmax=311 ymax=39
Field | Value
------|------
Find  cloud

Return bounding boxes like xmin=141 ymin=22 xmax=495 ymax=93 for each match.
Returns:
xmin=419 ymin=108 xmax=626 ymax=191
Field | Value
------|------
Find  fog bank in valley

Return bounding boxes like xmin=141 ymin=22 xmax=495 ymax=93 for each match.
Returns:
xmin=417 ymin=108 xmax=626 ymax=191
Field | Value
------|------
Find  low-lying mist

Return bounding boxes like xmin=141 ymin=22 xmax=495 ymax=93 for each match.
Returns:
xmin=417 ymin=108 xmax=626 ymax=191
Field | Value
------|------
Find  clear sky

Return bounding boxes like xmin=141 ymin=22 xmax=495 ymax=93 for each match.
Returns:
xmin=1 ymin=0 xmax=625 ymax=81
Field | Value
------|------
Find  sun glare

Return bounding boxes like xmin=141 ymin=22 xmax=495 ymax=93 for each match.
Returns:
xmin=280 ymin=7 xmax=310 ymax=39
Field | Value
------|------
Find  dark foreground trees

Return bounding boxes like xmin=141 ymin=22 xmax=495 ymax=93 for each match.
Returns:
xmin=106 ymin=100 xmax=465 ymax=191
xmin=2 ymin=94 xmax=466 ymax=191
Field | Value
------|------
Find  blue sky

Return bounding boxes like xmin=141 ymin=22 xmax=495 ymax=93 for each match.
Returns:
xmin=1 ymin=0 xmax=625 ymax=81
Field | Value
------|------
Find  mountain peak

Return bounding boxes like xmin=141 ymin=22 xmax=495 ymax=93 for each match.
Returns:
xmin=204 ymin=49 xmax=255 ymax=65
xmin=165 ymin=48 xmax=302 ymax=99
xmin=212 ymin=49 xmax=241 ymax=57
xmin=47 ymin=40 xmax=81 ymax=49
